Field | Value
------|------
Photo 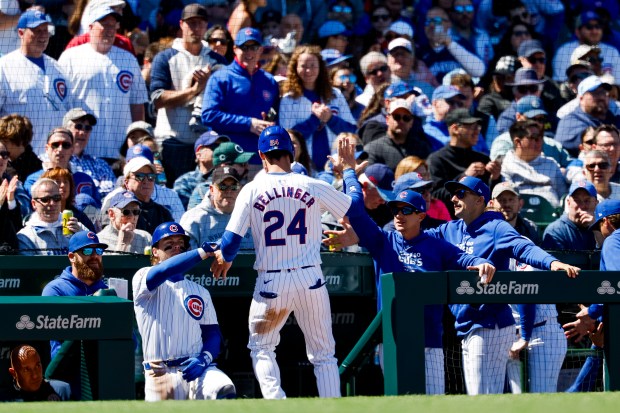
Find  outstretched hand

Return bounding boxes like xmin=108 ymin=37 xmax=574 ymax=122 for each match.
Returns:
xmin=467 ymin=263 xmax=496 ymax=284
xmin=322 ymin=217 xmax=359 ymax=250
xmin=550 ymin=261 xmax=580 ymax=278
xmin=210 ymin=250 xmax=232 ymax=279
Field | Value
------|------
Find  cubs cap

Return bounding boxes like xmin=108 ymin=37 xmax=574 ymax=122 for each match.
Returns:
xmin=431 ymin=85 xmax=464 ymax=102
xmin=578 ymin=75 xmax=612 ymax=97
xmin=126 ymin=121 xmax=154 ymax=138
xmin=69 ymin=231 xmax=108 ymax=253
xmin=590 ymin=199 xmax=620 ymax=230
xmin=152 ymin=222 xmax=190 ymax=248
xmin=125 ymin=144 xmax=154 ymax=163
xmin=575 ymin=10 xmax=601 ymax=28
xmin=494 ymin=55 xmax=517 ymax=76
xmin=320 ymin=48 xmax=352 ymax=67
xmin=516 ymin=96 xmax=547 ymax=118
xmin=445 ymin=176 xmax=490 ymax=203
xmin=445 ymin=108 xmax=481 ymax=126
xmin=258 ymin=125 xmax=294 ymax=156
xmin=123 ymin=156 xmax=156 ymax=177
xmin=109 ymin=190 xmax=141 ymax=209
xmin=518 ymin=39 xmax=545 ymax=58
xmin=388 ymin=37 xmax=413 ymax=53
xmin=181 ymin=3 xmax=208 ymax=21
xmin=384 ymin=81 xmax=418 ymax=99
xmin=569 ymin=180 xmax=598 ymax=198
xmin=235 ymin=27 xmax=262 ymax=46
xmin=213 ymin=142 xmax=255 ymax=166
xmin=63 ymin=108 xmax=97 ymax=127
xmin=388 ymin=98 xmax=413 ymax=115
xmin=386 ymin=21 xmax=414 ymax=38
xmin=360 ymin=163 xmax=395 ymax=201
xmin=194 ymin=131 xmax=230 ymax=153
xmin=17 ymin=10 xmax=49 ymax=29
xmin=387 ymin=189 xmax=427 ymax=212
xmin=87 ymin=6 xmax=121 ymax=26
xmin=392 ymin=172 xmax=432 ymax=195
xmin=318 ymin=20 xmax=349 ymax=38
xmin=211 ymin=165 xmax=241 ymax=185
xmin=491 ymin=181 xmax=519 ymax=199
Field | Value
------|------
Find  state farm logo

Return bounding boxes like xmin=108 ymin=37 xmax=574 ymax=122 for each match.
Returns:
xmin=16 ymin=315 xmax=34 ymax=330
xmin=598 ymin=281 xmax=617 ymax=295
xmin=456 ymin=281 xmax=475 ymax=295
xmin=456 ymin=280 xmax=539 ymax=295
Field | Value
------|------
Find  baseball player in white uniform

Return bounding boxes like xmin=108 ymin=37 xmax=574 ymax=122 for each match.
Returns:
xmin=133 ymin=221 xmax=236 ymax=401
xmin=58 ymin=6 xmax=147 ymax=160
xmin=0 ymin=10 xmax=73 ymax=155
xmin=211 ymin=126 xmax=352 ymax=399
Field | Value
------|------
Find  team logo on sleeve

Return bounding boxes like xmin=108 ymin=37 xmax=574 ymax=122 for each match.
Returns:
xmin=116 ymin=70 xmax=133 ymax=93
xmin=329 ymin=106 xmax=339 ymax=116
xmin=184 ymin=295 xmax=205 ymax=320
xmin=53 ymin=79 xmax=66 ymax=101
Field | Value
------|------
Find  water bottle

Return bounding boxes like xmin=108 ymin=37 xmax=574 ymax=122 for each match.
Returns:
xmin=153 ymin=152 xmax=167 ymax=185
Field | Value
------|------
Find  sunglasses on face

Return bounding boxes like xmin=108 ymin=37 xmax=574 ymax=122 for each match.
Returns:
xmin=80 ymin=247 xmax=104 ymax=256
xmin=512 ymin=30 xmax=530 ymax=37
xmin=218 ymin=184 xmax=240 ymax=191
xmin=131 ymin=173 xmax=156 ymax=182
xmin=338 ymin=74 xmax=357 ymax=83
xmin=586 ymin=162 xmax=611 ymax=171
xmin=121 ymin=208 xmax=141 ymax=216
xmin=239 ymin=43 xmax=261 ymax=52
xmin=368 ymin=65 xmax=389 ymax=76
xmin=586 ymin=56 xmax=604 ymax=64
xmin=425 ymin=17 xmax=447 ymax=26
xmin=570 ymin=72 xmax=592 ymax=84
xmin=35 ymin=194 xmax=62 ymax=204
xmin=371 ymin=13 xmax=390 ymax=22
xmin=531 ymin=116 xmax=546 ymax=124
xmin=453 ymin=189 xmax=473 ymax=199
xmin=0 ymin=151 xmax=9 ymax=159
xmin=331 ymin=5 xmax=352 ymax=13
xmin=446 ymin=98 xmax=464 ymax=108
xmin=391 ymin=113 xmax=413 ymax=122
xmin=584 ymin=23 xmax=602 ymax=30
xmin=528 ymin=56 xmax=546 ymax=64
xmin=517 ymin=85 xmax=539 ymax=94
xmin=208 ymin=37 xmax=228 ymax=45
xmin=453 ymin=4 xmax=474 ymax=13
xmin=73 ymin=123 xmax=93 ymax=132
xmin=50 ymin=141 xmax=72 ymax=150
xmin=390 ymin=205 xmax=417 ymax=216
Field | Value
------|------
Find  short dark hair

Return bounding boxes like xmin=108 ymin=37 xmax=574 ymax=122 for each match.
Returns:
xmin=264 ymin=149 xmax=293 ymax=163
xmin=594 ymin=124 xmax=620 ymax=143
xmin=509 ymin=119 xmax=539 ymax=141
xmin=47 ymin=127 xmax=74 ymax=143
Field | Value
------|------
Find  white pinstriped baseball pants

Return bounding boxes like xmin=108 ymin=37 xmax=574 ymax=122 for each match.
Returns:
xmin=378 ymin=344 xmax=445 ymax=395
xmin=248 ymin=268 xmax=341 ymax=399
xmin=143 ymin=364 xmax=235 ymax=401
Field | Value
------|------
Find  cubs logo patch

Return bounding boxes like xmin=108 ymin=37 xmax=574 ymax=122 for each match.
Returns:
xmin=330 ymin=106 xmax=339 ymax=116
xmin=116 ymin=70 xmax=133 ymax=93
xmin=87 ymin=232 xmax=96 ymax=239
xmin=75 ymin=181 xmax=94 ymax=195
xmin=169 ymin=224 xmax=179 ymax=232
xmin=270 ymin=139 xmax=279 ymax=147
xmin=399 ymin=191 xmax=407 ymax=199
xmin=54 ymin=79 xmax=66 ymax=101
xmin=244 ymin=28 xmax=253 ymax=35
xmin=184 ymin=295 xmax=205 ymax=320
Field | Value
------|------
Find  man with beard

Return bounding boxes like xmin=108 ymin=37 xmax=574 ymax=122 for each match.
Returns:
xmin=42 ymin=230 xmax=108 ymax=399
xmin=489 ymin=181 xmax=540 ymax=244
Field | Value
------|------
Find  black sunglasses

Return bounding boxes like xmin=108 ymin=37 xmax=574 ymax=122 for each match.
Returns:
xmin=239 ymin=43 xmax=261 ymax=52
xmin=73 ymin=123 xmax=93 ymax=131
xmin=527 ymin=57 xmax=546 ymax=64
xmin=391 ymin=113 xmax=413 ymax=122
xmin=0 ymin=151 xmax=9 ymax=159
xmin=516 ymin=85 xmax=540 ymax=94
xmin=50 ymin=141 xmax=72 ymax=149
xmin=35 ymin=194 xmax=62 ymax=204
xmin=121 ymin=208 xmax=141 ymax=216
xmin=390 ymin=205 xmax=417 ymax=216
xmin=132 ymin=173 xmax=156 ymax=182
xmin=454 ymin=189 xmax=472 ymax=199
xmin=368 ymin=65 xmax=389 ymax=76
xmin=208 ymin=37 xmax=228 ymax=45
xmin=584 ymin=23 xmax=602 ymax=30
xmin=569 ymin=72 xmax=592 ymax=84
xmin=585 ymin=56 xmax=604 ymax=64
xmin=218 ymin=184 xmax=240 ymax=191
xmin=585 ymin=162 xmax=610 ymax=171
xmin=371 ymin=14 xmax=390 ymax=22
xmin=80 ymin=247 xmax=104 ymax=256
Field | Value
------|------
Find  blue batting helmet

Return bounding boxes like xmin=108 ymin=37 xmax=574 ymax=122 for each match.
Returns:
xmin=258 ymin=126 xmax=294 ymax=157
xmin=152 ymin=222 xmax=190 ymax=248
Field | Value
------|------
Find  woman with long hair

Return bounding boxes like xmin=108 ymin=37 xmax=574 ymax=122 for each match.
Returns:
xmin=41 ymin=167 xmax=96 ymax=231
xmin=205 ymin=25 xmax=234 ymax=63
xmin=279 ymin=45 xmax=356 ymax=170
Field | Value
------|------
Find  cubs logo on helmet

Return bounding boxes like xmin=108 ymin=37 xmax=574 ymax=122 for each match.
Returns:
xmin=116 ymin=70 xmax=133 ymax=94
xmin=169 ymin=224 xmax=179 ymax=232
xmin=258 ymin=126 xmax=294 ymax=156
xmin=152 ymin=221 xmax=190 ymax=247
xmin=184 ymin=295 xmax=205 ymax=320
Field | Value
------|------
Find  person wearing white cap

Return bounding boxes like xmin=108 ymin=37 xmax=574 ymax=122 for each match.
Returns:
xmin=58 ymin=6 xmax=148 ymax=161
xmin=386 ymin=37 xmax=436 ymax=97
xmin=0 ymin=10 xmax=73 ymax=156
xmin=555 ymin=75 xmax=620 ymax=156
xmin=418 ymin=7 xmax=486 ymax=84
xmin=448 ymin=0 xmax=494 ymax=66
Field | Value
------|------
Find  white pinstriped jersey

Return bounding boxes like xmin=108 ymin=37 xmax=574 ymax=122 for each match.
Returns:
xmin=132 ymin=266 xmax=218 ymax=362
xmin=510 ymin=260 xmax=559 ymax=322
xmin=226 ymin=171 xmax=352 ymax=271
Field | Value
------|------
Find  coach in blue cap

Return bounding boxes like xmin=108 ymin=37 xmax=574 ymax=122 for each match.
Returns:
xmin=591 ymin=200 xmax=620 ymax=270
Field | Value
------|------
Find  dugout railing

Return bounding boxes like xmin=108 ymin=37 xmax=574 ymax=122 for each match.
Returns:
xmin=379 ymin=270 xmax=620 ymax=395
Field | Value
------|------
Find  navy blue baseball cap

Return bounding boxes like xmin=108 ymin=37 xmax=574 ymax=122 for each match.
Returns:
xmin=516 ymin=96 xmax=547 ymax=118
xmin=576 ymin=10 xmax=601 ymax=28
xmin=569 ymin=180 xmax=598 ymax=198
xmin=445 ymin=176 xmax=490 ymax=203
xmin=258 ymin=125 xmax=294 ymax=156
xmin=591 ymin=199 xmax=620 ymax=229
xmin=194 ymin=131 xmax=230 ymax=153
xmin=109 ymin=190 xmax=142 ymax=209
xmin=126 ymin=144 xmax=154 ymax=163
xmin=69 ymin=231 xmax=108 ymax=253
xmin=393 ymin=172 xmax=432 ymax=195
xmin=235 ymin=27 xmax=262 ymax=46
xmin=361 ymin=163 xmax=395 ymax=201
xmin=387 ymin=189 xmax=427 ymax=213
xmin=17 ymin=10 xmax=49 ymax=29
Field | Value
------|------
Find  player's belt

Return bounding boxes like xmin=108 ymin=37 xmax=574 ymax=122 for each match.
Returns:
xmin=143 ymin=357 xmax=189 ymax=370
xmin=266 ymin=265 xmax=315 ymax=274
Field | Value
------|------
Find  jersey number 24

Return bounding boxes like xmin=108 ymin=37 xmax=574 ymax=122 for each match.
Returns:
xmin=263 ymin=209 xmax=307 ymax=246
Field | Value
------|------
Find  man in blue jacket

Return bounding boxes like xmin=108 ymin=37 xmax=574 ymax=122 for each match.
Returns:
xmin=201 ymin=27 xmax=279 ymax=174
xmin=424 ymin=176 xmax=580 ymax=395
